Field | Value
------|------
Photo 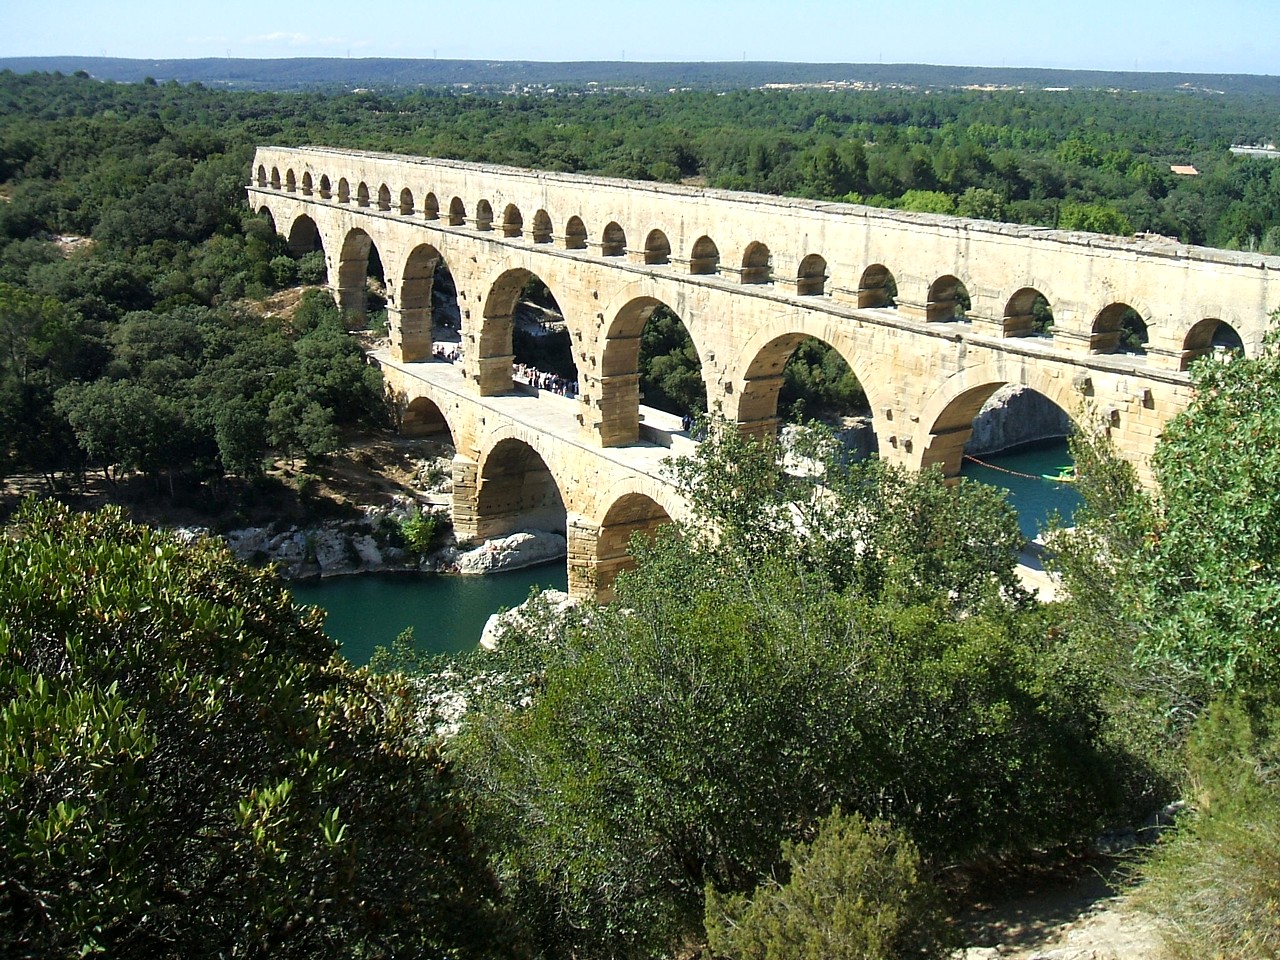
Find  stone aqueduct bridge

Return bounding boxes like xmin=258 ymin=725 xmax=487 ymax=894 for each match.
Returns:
xmin=250 ymin=145 xmax=1279 ymax=598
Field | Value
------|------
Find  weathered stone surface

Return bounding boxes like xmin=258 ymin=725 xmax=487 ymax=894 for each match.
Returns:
xmin=252 ymin=146 xmax=1277 ymax=598
xmin=455 ymin=530 xmax=567 ymax=576
xmin=966 ymin=384 xmax=1074 ymax=456
xmin=479 ymin=588 xmax=577 ymax=650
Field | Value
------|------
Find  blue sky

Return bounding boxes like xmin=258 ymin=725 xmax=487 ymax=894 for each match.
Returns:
xmin=5 ymin=0 xmax=1277 ymax=75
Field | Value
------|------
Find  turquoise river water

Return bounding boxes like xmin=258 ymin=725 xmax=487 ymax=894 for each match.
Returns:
xmin=295 ymin=439 xmax=1079 ymax=665
xmin=960 ymin=438 xmax=1082 ymax=540
xmin=288 ymin=563 xmax=567 ymax=666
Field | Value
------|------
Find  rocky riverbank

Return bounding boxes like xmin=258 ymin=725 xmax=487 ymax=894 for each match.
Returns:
xmin=222 ymin=501 xmax=568 ymax=581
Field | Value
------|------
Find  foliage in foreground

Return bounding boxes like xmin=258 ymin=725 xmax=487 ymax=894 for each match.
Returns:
xmin=0 ymin=500 xmax=521 ymax=960
xmin=1051 ymin=319 xmax=1280 ymax=696
xmin=443 ymin=425 xmax=1118 ymax=959
xmin=1046 ymin=316 xmax=1280 ymax=953
xmin=705 ymin=810 xmax=950 ymax=960
xmin=1133 ymin=696 xmax=1280 ymax=959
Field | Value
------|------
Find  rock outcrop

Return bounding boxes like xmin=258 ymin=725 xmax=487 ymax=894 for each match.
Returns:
xmin=965 ymin=385 xmax=1072 ymax=456
xmin=479 ymin=588 xmax=577 ymax=650
xmin=455 ymin=530 xmax=568 ymax=576
xmin=222 ymin=500 xmax=567 ymax=582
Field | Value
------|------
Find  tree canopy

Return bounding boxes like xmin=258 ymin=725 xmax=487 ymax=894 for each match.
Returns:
xmin=0 ymin=500 xmax=523 ymax=959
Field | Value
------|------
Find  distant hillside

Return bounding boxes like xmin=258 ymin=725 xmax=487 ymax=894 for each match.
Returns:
xmin=2 ymin=56 xmax=1279 ymax=95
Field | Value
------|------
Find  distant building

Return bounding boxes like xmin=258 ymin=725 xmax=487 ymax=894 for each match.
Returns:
xmin=1230 ymin=144 xmax=1280 ymax=158
xmin=1170 ymin=164 xmax=1200 ymax=176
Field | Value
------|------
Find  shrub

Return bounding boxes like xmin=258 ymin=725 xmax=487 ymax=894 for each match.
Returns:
xmin=296 ymin=250 xmax=327 ymax=284
xmin=0 ymin=501 xmax=520 ymax=959
xmin=1133 ymin=696 xmax=1280 ymax=959
xmin=706 ymin=810 xmax=950 ymax=960
xmin=268 ymin=254 xmax=297 ymax=288
xmin=400 ymin=509 xmax=441 ymax=556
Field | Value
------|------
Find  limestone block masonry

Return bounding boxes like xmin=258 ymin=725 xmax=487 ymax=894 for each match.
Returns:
xmin=251 ymin=145 xmax=1280 ymax=599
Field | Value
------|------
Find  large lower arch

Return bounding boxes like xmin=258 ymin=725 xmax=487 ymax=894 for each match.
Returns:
xmin=472 ymin=436 xmax=568 ymax=542
xmin=730 ymin=320 xmax=883 ymax=443
xmin=597 ymin=294 xmax=709 ymax=446
xmin=592 ymin=485 xmax=679 ymax=601
xmin=335 ymin=227 xmax=382 ymax=321
xmin=915 ymin=365 xmax=1082 ymax=480
xmin=396 ymin=243 xmax=454 ymax=362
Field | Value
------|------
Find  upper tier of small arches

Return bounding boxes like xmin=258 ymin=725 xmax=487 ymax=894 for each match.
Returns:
xmin=254 ymin=152 xmax=1275 ymax=367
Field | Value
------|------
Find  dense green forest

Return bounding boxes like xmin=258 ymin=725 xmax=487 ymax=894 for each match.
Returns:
xmin=2 ymin=68 xmax=1280 ymax=957
xmin=2 ymin=67 xmax=1279 ymax=486
xmin=6 ymin=55 xmax=1280 ymax=96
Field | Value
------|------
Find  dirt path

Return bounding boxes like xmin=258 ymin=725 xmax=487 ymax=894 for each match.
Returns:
xmin=955 ymin=860 xmax=1162 ymax=959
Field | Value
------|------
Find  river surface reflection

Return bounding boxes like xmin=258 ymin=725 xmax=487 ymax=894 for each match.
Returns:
xmin=289 ymin=563 xmax=568 ymax=665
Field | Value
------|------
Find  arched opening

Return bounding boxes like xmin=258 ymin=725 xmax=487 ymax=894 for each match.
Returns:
xmin=480 ymin=269 xmax=576 ymax=397
xmin=532 ymin=209 xmax=553 ymax=244
xmin=598 ymin=298 xmax=707 ymax=446
xmin=376 ymin=184 xmax=391 ymax=212
xmin=338 ymin=178 xmax=351 ymax=203
xmin=301 ymin=172 xmax=314 ymax=196
xmin=402 ymin=396 xmax=454 ymax=440
xmin=502 ymin=204 xmax=523 ymax=238
xmin=399 ymin=397 xmax=459 ymax=509
xmin=927 ymin=275 xmax=971 ymax=322
xmin=927 ymin=383 xmax=1081 ymax=538
xmin=270 ymin=167 xmax=281 ymax=190
xmin=285 ymin=169 xmax=297 ymax=193
xmin=512 ymin=275 xmax=578 ymax=394
xmin=424 ymin=192 xmax=440 ymax=220
xmin=857 ymin=264 xmax=897 ymax=308
xmin=564 ymin=216 xmax=588 ymax=250
xmin=288 ymin=213 xmax=325 ymax=284
xmin=256 ymin=164 xmax=267 ymax=187
xmin=741 ymin=241 xmax=772 ymax=284
xmin=399 ymin=187 xmax=415 ymax=216
xmin=286 ymin=214 xmax=325 ymax=270
xmin=689 ymin=235 xmax=720 ymax=276
xmin=475 ymin=438 xmax=567 ymax=542
xmin=475 ymin=200 xmax=494 ymax=231
xmin=1003 ymin=288 xmax=1054 ymax=338
xmin=357 ymin=182 xmax=371 ymax=208
xmin=258 ymin=207 xmax=277 ymax=234
xmin=740 ymin=334 xmax=871 ymax=449
xmin=398 ymin=244 xmax=457 ymax=363
xmin=644 ymin=229 xmax=671 ymax=265
xmin=796 ymin=254 xmax=828 ymax=296
xmin=596 ymin=492 xmax=674 ymax=601
xmin=448 ymin=196 xmax=466 ymax=226
xmin=319 ymin=175 xmax=332 ymax=200
xmin=1181 ymin=318 xmax=1244 ymax=370
xmin=601 ymin=221 xmax=626 ymax=257
xmin=1092 ymin=303 xmax=1148 ymax=356
xmin=336 ymin=228 xmax=385 ymax=324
